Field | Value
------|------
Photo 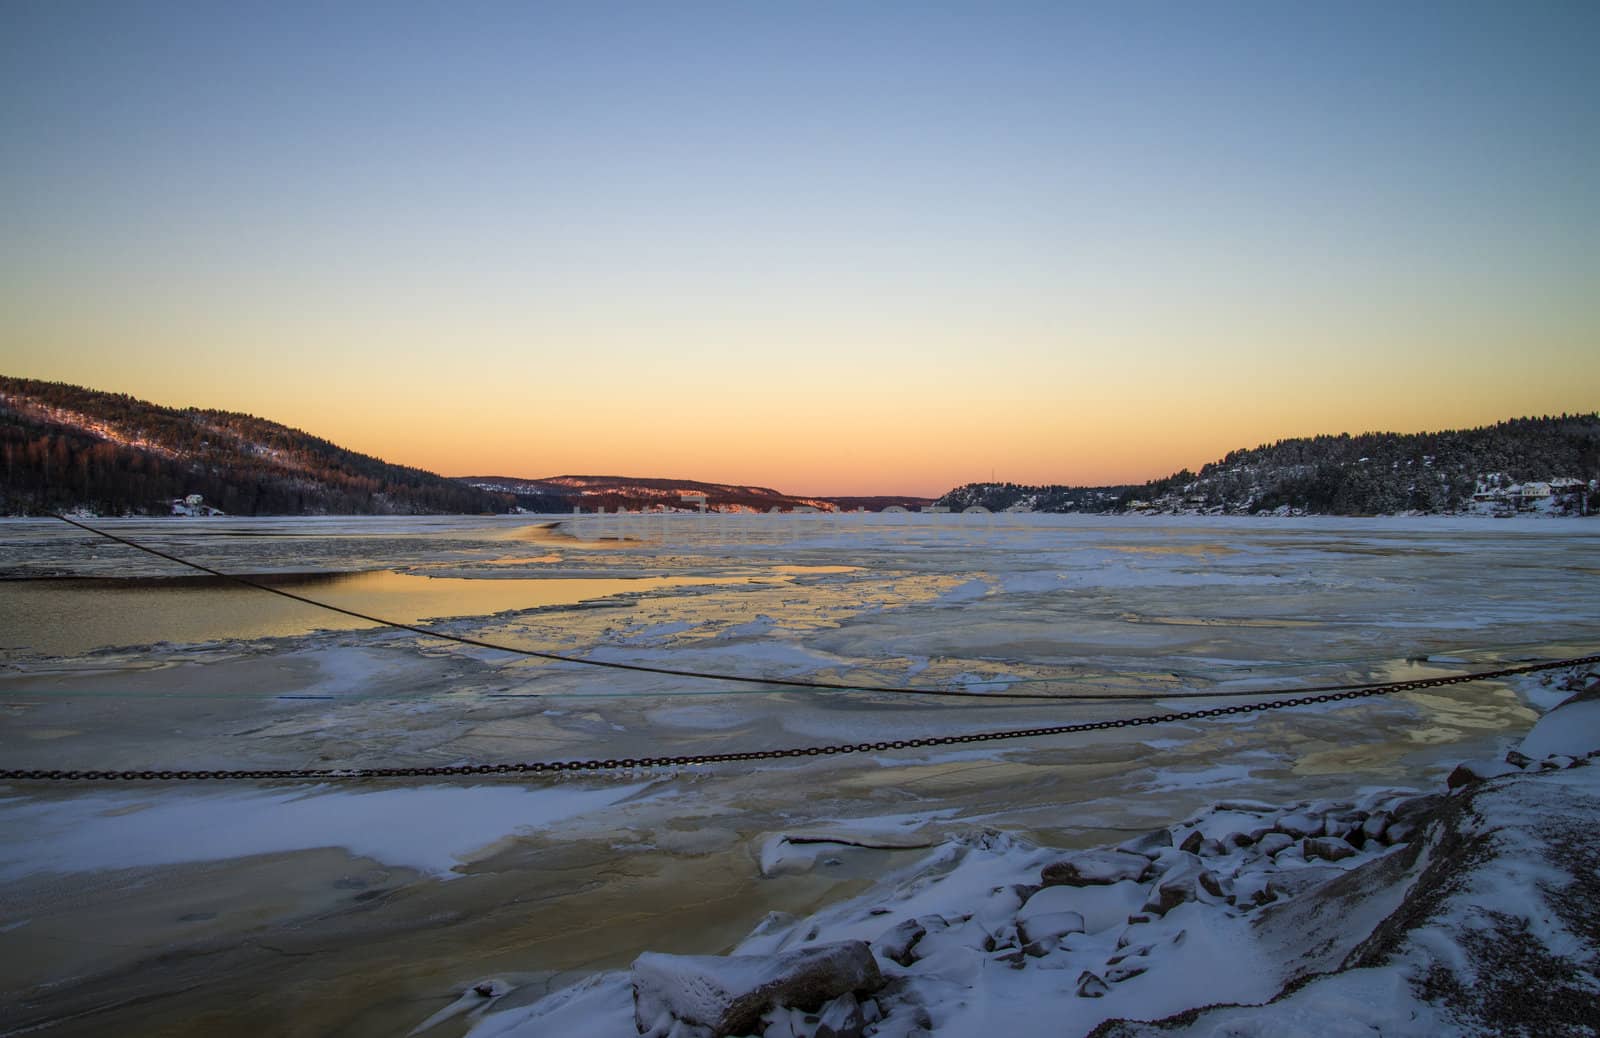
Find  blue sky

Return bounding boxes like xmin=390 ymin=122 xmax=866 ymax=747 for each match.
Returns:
xmin=3 ymin=2 xmax=1596 ymax=492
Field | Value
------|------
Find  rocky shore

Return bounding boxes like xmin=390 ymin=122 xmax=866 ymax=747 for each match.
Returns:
xmin=447 ymin=669 xmax=1600 ymax=1038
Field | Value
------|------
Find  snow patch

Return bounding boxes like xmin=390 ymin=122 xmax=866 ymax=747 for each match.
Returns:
xmin=0 ymin=782 xmax=654 ymax=880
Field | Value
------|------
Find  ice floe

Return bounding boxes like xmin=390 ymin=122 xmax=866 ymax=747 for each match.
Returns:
xmin=0 ymin=781 xmax=655 ymax=880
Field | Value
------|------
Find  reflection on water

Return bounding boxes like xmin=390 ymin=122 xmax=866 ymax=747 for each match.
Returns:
xmin=0 ymin=569 xmax=749 ymax=657
xmin=772 ymin=564 xmax=860 ymax=574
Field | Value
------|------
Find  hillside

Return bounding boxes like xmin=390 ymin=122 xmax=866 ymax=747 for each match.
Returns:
xmin=939 ymin=415 xmax=1600 ymax=516
xmin=0 ymin=377 xmax=511 ymax=517
xmin=459 ymin=475 xmax=934 ymax=513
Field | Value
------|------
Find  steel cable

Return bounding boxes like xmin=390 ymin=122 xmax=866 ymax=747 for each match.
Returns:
xmin=43 ymin=514 xmax=1593 ymax=703
xmin=2 ymin=656 xmax=1594 ymax=782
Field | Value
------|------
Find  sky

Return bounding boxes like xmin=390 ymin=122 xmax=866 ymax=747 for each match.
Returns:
xmin=2 ymin=2 xmax=1596 ymax=496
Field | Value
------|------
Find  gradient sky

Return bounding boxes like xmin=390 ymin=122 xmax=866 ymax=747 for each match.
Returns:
xmin=3 ymin=2 xmax=1596 ymax=495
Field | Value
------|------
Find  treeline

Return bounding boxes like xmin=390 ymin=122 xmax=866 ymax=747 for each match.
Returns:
xmin=939 ymin=414 xmax=1600 ymax=515
xmin=941 ymin=481 xmax=1140 ymax=513
xmin=456 ymin=474 xmax=850 ymax=513
xmin=1 ymin=377 xmax=512 ymax=516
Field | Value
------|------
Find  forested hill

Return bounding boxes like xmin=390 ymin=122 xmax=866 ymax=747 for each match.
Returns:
xmin=939 ymin=415 xmax=1600 ymax=516
xmin=0 ymin=377 xmax=511 ymax=516
xmin=456 ymin=474 xmax=934 ymax=513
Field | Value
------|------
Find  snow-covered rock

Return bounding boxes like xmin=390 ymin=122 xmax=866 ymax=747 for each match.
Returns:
xmin=1097 ymin=763 xmax=1600 ymax=1037
xmin=1301 ymin=836 xmax=1359 ymax=862
xmin=1016 ymin=909 xmax=1086 ymax=946
xmin=462 ymin=739 xmax=1600 ymax=1038
xmin=631 ymin=941 xmax=883 ymax=1038
xmin=1445 ymin=759 xmax=1521 ymax=789
xmin=1021 ymin=880 xmax=1147 ymax=934
xmin=1519 ymin=687 xmax=1600 ymax=760
xmin=1039 ymin=850 xmax=1152 ymax=887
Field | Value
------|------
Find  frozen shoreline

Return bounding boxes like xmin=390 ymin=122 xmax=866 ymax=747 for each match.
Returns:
xmin=458 ymin=668 xmax=1600 ymax=1038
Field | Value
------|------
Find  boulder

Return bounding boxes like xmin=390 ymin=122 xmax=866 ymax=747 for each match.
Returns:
xmin=991 ymin=947 xmax=1027 ymax=969
xmin=632 ymin=941 xmax=883 ymax=1038
xmin=1263 ymin=864 xmax=1345 ymax=901
xmin=1021 ymin=940 xmax=1054 ymax=958
xmin=1040 ymin=850 xmax=1152 ymax=886
xmin=1383 ymin=821 xmax=1417 ymax=845
xmin=906 ymin=917 xmax=994 ymax=964
xmin=1017 ymin=910 xmax=1085 ymax=946
xmin=1302 ymin=836 xmax=1358 ymax=862
xmin=1143 ymin=862 xmax=1221 ymax=914
xmin=1076 ymin=971 xmax=1110 ymax=998
xmin=1105 ymin=960 xmax=1149 ymax=983
xmin=1231 ymin=872 xmax=1275 ymax=907
xmin=1447 ymin=760 xmax=1518 ymax=789
xmin=1390 ymin=793 xmax=1442 ymax=826
xmin=813 ymin=992 xmax=865 ymax=1038
xmin=1377 ymin=794 xmax=1438 ymax=845
xmin=1150 ymin=847 xmax=1204 ymax=872
xmin=1360 ymin=811 xmax=1391 ymax=842
xmin=1256 ymin=832 xmax=1296 ymax=857
xmin=1275 ymin=812 xmax=1323 ymax=838
xmin=1142 ymin=884 xmax=1191 ymax=916
xmin=872 ymin=918 xmax=927 ymax=967
xmin=1322 ymin=811 xmax=1367 ymax=838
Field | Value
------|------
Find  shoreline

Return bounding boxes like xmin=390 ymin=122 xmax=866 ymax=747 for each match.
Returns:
xmin=463 ymin=669 xmax=1600 ymax=1037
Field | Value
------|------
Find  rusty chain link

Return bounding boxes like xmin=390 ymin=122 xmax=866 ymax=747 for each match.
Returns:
xmin=3 ymin=654 xmax=1594 ymax=783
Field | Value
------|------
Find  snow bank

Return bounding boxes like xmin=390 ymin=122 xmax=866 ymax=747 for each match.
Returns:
xmin=0 ymin=781 xmax=654 ymax=880
xmin=458 ymin=744 xmax=1600 ymax=1037
xmin=1518 ymin=688 xmax=1600 ymax=759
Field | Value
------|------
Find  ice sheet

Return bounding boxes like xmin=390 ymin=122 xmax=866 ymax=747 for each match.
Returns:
xmin=0 ymin=781 xmax=653 ymax=880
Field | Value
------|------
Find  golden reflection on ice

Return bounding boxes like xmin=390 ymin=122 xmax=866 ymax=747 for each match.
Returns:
xmin=1108 ymin=544 xmax=1238 ymax=557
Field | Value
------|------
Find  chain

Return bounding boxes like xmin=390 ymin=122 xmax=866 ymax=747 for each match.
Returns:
xmin=4 ymin=655 xmax=1594 ymax=783
xmin=52 ymin=513 xmax=1534 ymax=706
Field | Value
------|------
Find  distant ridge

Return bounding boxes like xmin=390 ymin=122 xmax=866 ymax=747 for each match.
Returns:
xmin=938 ymin=415 xmax=1600 ymax=516
xmin=13 ymin=376 xmax=1585 ymax=520
xmin=457 ymin=474 xmax=934 ymax=514
xmin=0 ymin=376 xmax=510 ymax=516
xmin=0 ymin=376 xmax=933 ymax=517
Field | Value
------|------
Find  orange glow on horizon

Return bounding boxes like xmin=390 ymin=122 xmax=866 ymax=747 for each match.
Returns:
xmin=5 ymin=327 xmax=1596 ymax=499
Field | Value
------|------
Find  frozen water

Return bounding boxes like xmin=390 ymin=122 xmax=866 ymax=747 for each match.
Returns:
xmin=0 ymin=513 xmax=1596 ymax=1033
